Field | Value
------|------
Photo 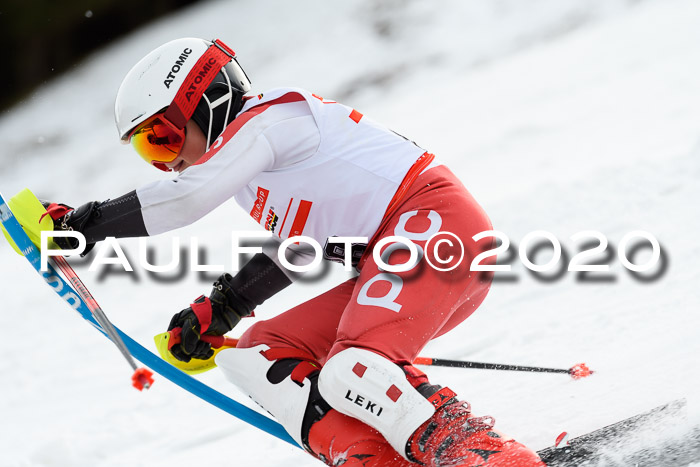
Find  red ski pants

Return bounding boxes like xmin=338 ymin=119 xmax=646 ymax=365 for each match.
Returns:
xmin=238 ymin=165 xmax=494 ymax=465
xmin=238 ymin=164 xmax=494 ymax=370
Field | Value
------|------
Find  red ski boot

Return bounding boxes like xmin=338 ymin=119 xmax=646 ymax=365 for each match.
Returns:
xmin=406 ymin=389 xmax=545 ymax=467
xmin=308 ymin=409 xmax=415 ymax=466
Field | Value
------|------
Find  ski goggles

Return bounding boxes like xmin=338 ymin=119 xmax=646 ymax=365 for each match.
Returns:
xmin=129 ymin=113 xmax=186 ymax=172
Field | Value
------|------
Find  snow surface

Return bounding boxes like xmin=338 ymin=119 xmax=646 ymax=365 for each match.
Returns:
xmin=1 ymin=0 xmax=699 ymax=465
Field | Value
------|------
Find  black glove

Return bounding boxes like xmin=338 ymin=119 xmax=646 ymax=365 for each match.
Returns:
xmin=41 ymin=201 xmax=100 ymax=254
xmin=167 ymin=273 xmax=252 ymax=362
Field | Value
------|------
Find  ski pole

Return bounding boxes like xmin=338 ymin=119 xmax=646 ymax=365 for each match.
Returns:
xmin=51 ymin=256 xmax=155 ymax=390
xmin=413 ymin=357 xmax=593 ymax=379
xmin=163 ymin=331 xmax=591 ymax=379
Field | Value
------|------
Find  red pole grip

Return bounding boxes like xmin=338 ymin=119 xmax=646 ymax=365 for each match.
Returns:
xmin=412 ymin=357 xmax=434 ymax=366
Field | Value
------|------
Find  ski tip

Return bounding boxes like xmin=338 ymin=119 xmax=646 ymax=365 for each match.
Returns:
xmin=569 ymin=362 xmax=593 ymax=379
xmin=132 ymin=367 xmax=155 ymax=391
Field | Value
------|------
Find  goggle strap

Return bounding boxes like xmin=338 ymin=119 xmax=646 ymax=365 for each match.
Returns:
xmin=163 ymin=39 xmax=235 ymax=129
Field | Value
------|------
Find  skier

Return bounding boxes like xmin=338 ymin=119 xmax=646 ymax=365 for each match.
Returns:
xmin=43 ymin=38 xmax=544 ymax=466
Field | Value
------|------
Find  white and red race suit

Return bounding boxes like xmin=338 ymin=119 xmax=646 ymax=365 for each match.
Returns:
xmin=137 ymin=88 xmax=428 ymax=244
xmin=82 ymin=83 xmax=495 ymax=385
xmin=121 ymin=86 xmax=495 ymax=357
xmin=77 ymin=87 xmax=497 ymax=463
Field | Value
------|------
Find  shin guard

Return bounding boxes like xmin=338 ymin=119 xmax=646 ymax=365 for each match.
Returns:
xmin=318 ymin=348 xmax=436 ymax=459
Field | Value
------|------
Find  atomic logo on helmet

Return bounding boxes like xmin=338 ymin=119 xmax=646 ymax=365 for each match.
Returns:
xmin=164 ymin=48 xmax=193 ymax=89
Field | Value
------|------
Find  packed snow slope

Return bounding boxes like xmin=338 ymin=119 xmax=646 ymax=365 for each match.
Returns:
xmin=1 ymin=1 xmax=699 ymax=466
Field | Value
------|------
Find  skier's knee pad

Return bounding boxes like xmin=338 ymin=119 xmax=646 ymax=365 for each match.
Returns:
xmin=317 ymin=348 xmax=436 ymax=459
xmin=215 ymin=345 xmax=330 ymax=450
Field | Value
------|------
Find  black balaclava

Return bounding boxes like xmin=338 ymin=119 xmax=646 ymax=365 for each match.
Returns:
xmin=191 ymin=62 xmax=249 ymax=148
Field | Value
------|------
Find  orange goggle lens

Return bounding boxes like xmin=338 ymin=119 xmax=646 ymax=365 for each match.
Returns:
xmin=130 ymin=116 xmax=185 ymax=169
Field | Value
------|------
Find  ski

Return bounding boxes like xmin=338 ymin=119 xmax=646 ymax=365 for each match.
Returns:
xmin=0 ymin=191 xmax=298 ymax=447
xmin=538 ymin=399 xmax=700 ymax=466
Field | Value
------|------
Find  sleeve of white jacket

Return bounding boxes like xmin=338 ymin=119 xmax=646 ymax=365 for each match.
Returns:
xmin=72 ymin=101 xmax=319 ymax=261
xmin=136 ymin=102 xmax=319 ymax=236
xmin=136 ymin=134 xmax=274 ymax=236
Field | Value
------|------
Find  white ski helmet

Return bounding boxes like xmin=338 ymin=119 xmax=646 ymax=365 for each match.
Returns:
xmin=115 ymin=37 xmax=251 ymax=155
